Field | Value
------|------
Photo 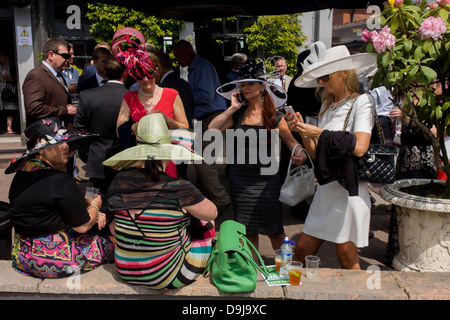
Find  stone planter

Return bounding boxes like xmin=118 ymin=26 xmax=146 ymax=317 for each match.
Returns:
xmin=379 ymin=179 xmax=450 ymax=272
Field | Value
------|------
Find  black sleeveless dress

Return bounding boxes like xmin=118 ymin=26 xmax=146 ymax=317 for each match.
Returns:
xmin=227 ymin=106 xmax=284 ymax=236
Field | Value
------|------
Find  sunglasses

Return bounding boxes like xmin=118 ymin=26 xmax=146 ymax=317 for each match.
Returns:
xmin=53 ymin=52 xmax=71 ymax=60
xmin=316 ymin=74 xmax=330 ymax=83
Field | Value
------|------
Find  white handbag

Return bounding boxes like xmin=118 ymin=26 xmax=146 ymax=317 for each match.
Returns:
xmin=279 ymin=145 xmax=315 ymax=207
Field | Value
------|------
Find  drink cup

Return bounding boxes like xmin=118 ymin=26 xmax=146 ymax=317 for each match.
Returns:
xmin=85 ymin=187 xmax=100 ymax=201
xmin=274 ymin=249 xmax=284 ymax=273
xmin=305 ymin=255 xmax=320 ymax=279
xmin=288 ymin=261 xmax=303 ymax=286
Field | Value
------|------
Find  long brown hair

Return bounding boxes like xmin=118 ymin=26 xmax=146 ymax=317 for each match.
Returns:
xmin=261 ymin=89 xmax=277 ymax=131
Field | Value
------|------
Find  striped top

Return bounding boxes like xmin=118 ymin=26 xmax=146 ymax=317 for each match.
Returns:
xmin=107 ymin=169 xmax=213 ymax=289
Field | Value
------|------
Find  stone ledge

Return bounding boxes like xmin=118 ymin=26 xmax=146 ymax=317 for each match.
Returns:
xmin=0 ymin=260 xmax=449 ymax=300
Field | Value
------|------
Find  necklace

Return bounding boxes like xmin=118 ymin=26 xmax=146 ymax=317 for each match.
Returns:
xmin=139 ymin=86 xmax=158 ymax=97
xmin=329 ymin=92 xmax=353 ymax=109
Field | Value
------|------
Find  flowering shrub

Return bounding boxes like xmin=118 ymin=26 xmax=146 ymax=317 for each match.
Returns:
xmin=362 ymin=0 xmax=450 ymax=188
xmin=419 ymin=16 xmax=447 ymax=40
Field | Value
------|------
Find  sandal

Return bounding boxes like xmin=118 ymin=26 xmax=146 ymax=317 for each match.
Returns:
xmin=7 ymin=130 xmax=14 ymax=134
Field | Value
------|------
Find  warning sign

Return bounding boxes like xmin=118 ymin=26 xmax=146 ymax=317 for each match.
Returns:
xmin=17 ymin=26 xmax=32 ymax=47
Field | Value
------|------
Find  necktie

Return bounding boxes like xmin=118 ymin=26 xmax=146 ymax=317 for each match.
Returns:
xmin=281 ymin=76 xmax=285 ymax=89
xmin=57 ymin=73 xmax=69 ymax=92
xmin=100 ymin=79 xmax=108 ymax=86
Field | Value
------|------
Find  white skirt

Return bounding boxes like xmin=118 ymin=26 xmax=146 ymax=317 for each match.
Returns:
xmin=302 ymin=180 xmax=371 ymax=248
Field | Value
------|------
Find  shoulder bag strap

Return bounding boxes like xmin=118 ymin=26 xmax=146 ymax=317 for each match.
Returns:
xmin=344 ymin=95 xmax=385 ymax=144
xmin=240 ymin=232 xmax=270 ymax=277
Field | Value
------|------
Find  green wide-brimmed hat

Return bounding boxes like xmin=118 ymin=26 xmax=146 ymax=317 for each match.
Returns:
xmin=102 ymin=113 xmax=203 ymax=169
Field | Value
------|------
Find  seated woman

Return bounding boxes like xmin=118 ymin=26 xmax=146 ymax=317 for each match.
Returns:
xmin=6 ymin=117 xmax=115 ymax=278
xmin=103 ymin=113 xmax=217 ymax=289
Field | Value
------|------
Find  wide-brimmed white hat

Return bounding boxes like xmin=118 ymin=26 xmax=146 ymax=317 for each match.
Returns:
xmin=103 ymin=113 xmax=203 ymax=169
xmin=294 ymin=41 xmax=377 ymax=88
xmin=216 ymin=59 xmax=287 ymax=108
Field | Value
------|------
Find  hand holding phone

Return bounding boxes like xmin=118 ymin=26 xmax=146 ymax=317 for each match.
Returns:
xmin=237 ymin=91 xmax=246 ymax=103
xmin=283 ymin=105 xmax=298 ymax=120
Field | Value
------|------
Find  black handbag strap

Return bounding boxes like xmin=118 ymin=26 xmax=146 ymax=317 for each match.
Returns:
xmin=343 ymin=95 xmax=386 ymax=144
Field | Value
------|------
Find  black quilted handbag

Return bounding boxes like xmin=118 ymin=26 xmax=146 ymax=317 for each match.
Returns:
xmin=344 ymin=97 xmax=397 ymax=184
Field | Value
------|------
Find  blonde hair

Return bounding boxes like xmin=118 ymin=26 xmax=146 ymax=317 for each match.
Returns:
xmin=317 ymin=69 xmax=359 ymax=116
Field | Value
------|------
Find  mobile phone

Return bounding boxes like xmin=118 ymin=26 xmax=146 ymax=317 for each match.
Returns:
xmin=283 ymin=105 xmax=298 ymax=119
xmin=237 ymin=91 xmax=246 ymax=103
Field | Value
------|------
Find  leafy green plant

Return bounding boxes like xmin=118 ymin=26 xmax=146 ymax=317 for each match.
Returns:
xmin=86 ymin=3 xmax=183 ymax=50
xmin=363 ymin=0 xmax=450 ymax=191
xmin=244 ymin=14 xmax=307 ymax=77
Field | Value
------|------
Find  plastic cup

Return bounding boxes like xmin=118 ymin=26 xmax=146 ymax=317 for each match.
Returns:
xmin=85 ymin=187 xmax=100 ymax=200
xmin=274 ymin=249 xmax=284 ymax=273
xmin=305 ymin=255 xmax=320 ymax=279
xmin=288 ymin=261 xmax=303 ymax=286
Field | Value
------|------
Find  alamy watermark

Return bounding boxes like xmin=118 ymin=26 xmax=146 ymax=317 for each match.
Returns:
xmin=172 ymin=120 xmax=281 ymax=176
xmin=66 ymin=5 xmax=81 ymax=30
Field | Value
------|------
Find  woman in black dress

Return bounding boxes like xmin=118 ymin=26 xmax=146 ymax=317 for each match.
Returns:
xmin=210 ymin=60 xmax=306 ymax=250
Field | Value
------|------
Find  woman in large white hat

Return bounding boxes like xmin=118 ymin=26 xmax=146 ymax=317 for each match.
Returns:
xmin=210 ymin=59 xmax=307 ymax=251
xmin=103 ymin=113 xmax=217 ymax=289
xmin=288 ymin=41 xmax=377 ymax=269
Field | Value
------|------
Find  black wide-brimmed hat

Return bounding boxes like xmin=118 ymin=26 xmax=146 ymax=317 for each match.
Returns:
xmin=5 ymin=117 xmax=98 ymax=174
xmin=216 ymin=59 xmax=287 ymax=108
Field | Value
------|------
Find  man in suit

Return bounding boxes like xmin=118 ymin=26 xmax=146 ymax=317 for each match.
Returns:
xmin=77 ymin=47 xmax=112 ymax=92
xmin=156 ymin=51 xmax=194 ymax=129
xmin=23 ymin=38 xmax=77 ymax=129
xmin=273 ymin=58 xmax=293 ymax=91
xmin=172 ymin=40 xmax=230 ymax=211
xmin=74 ymin=58 xmax=128 ymax=194
xmin=154 ymin=51 xmax=195 ymax=179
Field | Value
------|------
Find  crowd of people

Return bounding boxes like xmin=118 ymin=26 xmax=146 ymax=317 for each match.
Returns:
xmin=4 ymin=30 xmax=440 ymax=288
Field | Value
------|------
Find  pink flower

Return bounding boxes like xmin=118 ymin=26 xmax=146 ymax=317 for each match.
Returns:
xmin=429 ymin=2 xmax=437 ymax=9
xmin=361 ymin=29 xmax=373 ymax=42
xmin=371 ymin=27 xmax=397 ymax=54
xmin=419 ymin=16 xmax=447 ymax=40
xmin=394 ymin=0 xmax=403 ymax=8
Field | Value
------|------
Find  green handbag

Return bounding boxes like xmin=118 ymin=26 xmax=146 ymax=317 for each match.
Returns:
xmin=205 ymin=220 xmax=270 ymax=293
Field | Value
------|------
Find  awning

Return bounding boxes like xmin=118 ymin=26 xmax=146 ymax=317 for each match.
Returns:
xmin=94 ymin=0 xmax=386 ymax=21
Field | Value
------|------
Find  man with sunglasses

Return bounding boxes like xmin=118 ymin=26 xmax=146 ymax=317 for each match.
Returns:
xmin=23 ymin=38 xmax=77 ymax=130
xmin=23 ymin=38 xmax=79 ymax=177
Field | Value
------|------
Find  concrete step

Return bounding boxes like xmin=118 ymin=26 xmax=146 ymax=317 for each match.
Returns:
xmin=0 ymin=136 xmax=26 ymax=169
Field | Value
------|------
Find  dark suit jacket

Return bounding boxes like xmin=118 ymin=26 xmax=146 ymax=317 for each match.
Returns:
xmin=159 ymin=71 xmax=194 ymax=129
xmin=74 ymin=82 xmax=129 ymax=179
xmin=23 ymin=63 xmax=72 ymax=127
xmin=77 ymin=73 xmax=100 ymax=93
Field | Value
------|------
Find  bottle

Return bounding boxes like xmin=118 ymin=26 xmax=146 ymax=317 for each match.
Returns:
xmin=279 ymin=237 xmax=292 ymax=279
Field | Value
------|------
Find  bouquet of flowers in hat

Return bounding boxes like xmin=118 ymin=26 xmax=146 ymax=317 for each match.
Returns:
xmin=362 ymin=0 xmax=450 ymax=192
